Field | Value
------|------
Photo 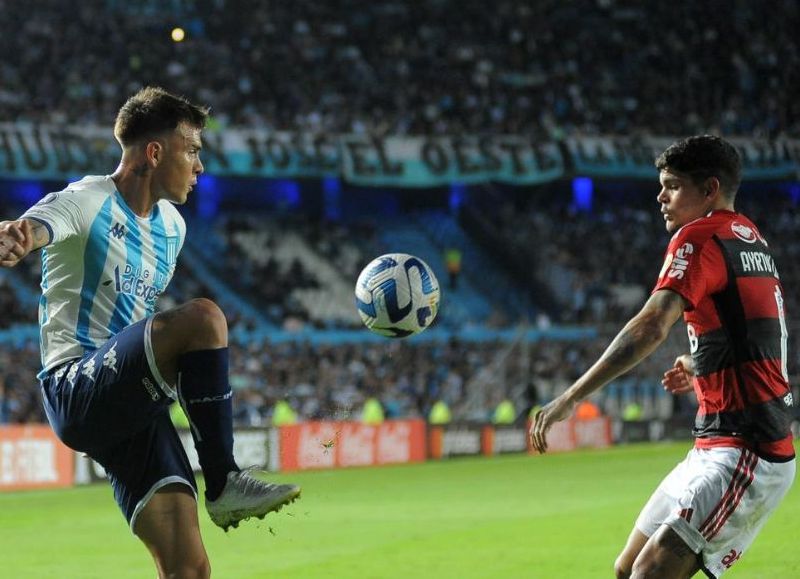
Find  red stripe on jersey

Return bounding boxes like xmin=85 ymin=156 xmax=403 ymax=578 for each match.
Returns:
xmin=735 ymin=277 xmax=781 ymax=319
xmin=696 ymin=368 xmax=746 ymax=413
xmin=738 ymin=360 xmax=792 ymax=404
xmin=752 ymin=435 xmax=795 ymax=460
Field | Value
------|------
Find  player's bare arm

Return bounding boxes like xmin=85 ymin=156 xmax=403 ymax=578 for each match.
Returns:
xmin=662 ymin=353 xmax=695 ymax=395
xmin=0 ymin=219 xmax=48 ymax=267
xmin=530 ymin=289 xmax=686 ymax=453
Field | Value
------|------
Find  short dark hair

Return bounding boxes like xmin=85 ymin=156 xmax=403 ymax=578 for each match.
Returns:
xmin=655 ymin=135 xmax=742 ymax=197
xmin=114 ymin=86 xmax=209 ymax=146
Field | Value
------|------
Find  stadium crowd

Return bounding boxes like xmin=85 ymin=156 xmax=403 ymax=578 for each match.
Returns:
xmin=1 ymin=0 xmax=798 ymax=137
xmin=1 ymin=328 xmax=692 ymax=426
xmin=1 ymin=192 xmax=798 ymax=426
xmin=1 ymin=0 xmax=799 ymax=428
xmin=466 ymin=186 xmax=800 ymax=327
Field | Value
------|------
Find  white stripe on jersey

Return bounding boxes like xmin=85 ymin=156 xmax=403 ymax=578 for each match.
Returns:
xmin=21 ymin=175 xmax=186 ymax=377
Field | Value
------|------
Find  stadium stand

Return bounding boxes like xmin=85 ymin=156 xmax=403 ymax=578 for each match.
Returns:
xmin=0 ymin=1 xmax=798 ymax=136
xmin=1 ymin=1 xmax=798 ymax=429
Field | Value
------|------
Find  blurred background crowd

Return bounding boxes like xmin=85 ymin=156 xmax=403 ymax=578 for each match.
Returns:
xmin=1 ymin=0 xmax=798 ymax=429
xmin=1 ymin=0 xmax=798 ymax=136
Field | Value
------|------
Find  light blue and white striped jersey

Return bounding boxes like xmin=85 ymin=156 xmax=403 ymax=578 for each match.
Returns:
xmin=21 ymin=175 xmax=186 ymax=375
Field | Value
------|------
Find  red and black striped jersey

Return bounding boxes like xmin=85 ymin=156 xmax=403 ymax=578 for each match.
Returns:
xmin=653 ymin=209 xmax=794 ymax=462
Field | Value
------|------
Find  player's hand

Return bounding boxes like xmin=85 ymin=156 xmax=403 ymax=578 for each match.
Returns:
xmin=0 ymin=220 xmax=34 ymax=267
xmin=530 ymin=396 xmax=575 ymax=454
xmin=662 ymin=354 xmax=695 ymax=395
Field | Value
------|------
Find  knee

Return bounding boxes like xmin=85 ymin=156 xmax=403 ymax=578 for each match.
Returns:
xmin=614 ymin=557 xmax=632 ymax=579
xmin=630 ymin=559 xmax=658 ymax=579
xmin=161 ymin=556 xmax=211 ymax=579
xmin=182 ymin=298 xmax=228 ymax=349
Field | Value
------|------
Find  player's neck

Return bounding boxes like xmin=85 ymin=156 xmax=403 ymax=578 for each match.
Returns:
xmin=110 ymin=164 xmax=157 ymax=218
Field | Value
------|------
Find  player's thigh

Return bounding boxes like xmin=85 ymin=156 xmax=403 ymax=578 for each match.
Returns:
xmin=135 ymin=484 xmax=210 ymax=578
xmin=41 ymin=318 xmax=173 ymax=452
xmin=631 ymin=525 xmax=701 ymax=579
xmin=92 ymin=409 xmax=197 ymax=529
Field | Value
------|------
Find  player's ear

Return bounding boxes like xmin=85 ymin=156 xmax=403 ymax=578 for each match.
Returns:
xmin=145 ymin=140 xmax=163 ymax=167
xmin=704 ymin=176 xmax=721 ymax=198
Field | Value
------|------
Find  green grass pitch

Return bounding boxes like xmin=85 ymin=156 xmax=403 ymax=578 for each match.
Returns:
xmin=1 ymin=442 xmax=797 ymax=578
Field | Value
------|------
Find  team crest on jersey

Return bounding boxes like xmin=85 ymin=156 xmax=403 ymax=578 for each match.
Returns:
xmin=109 ymin=222 xmax=127 ymax=240
xmin=731 ymin=222 xmax=757 ymax=244
xmin=166 ymin=235 xmax=179 ymax=265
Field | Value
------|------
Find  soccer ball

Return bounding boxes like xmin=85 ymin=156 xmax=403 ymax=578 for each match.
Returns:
xmin=355 ymin=253 xmax=441 ymax=338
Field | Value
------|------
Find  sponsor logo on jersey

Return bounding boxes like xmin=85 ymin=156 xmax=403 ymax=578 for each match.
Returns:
xmin=113 ymin=264 xmax=167 ymax=305
xmin=666 ymin=242 xmax=693 ymax=279
xmin=109 ymin=222 xmax=127 ymax=239
xmin=142 ymin=377 xmax=161 ymax=401
xmin=731 ymin=222 xmax=757 ymax=244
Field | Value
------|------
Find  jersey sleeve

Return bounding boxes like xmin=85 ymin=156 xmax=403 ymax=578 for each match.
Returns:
xmin=20 ymin=190 xmax=87 ymax=245
xmin=652 ymin=226 xmax=726 ymax=310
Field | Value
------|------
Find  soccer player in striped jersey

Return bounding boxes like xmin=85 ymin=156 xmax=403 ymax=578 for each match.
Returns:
xmin=0 ymin=87 xmax=300 ymax=578
xmin=531 ymin=136 xmax=794 ymax=578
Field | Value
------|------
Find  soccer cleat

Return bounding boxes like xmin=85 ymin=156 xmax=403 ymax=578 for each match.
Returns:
xmin=206 ymin=467 xmax=301 ymax=532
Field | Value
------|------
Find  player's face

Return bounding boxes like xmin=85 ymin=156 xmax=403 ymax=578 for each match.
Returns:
xmin=153 ymin=123 xmax=204 ymax=204
xmin=656 ymin=169 xmax=713 ymax=233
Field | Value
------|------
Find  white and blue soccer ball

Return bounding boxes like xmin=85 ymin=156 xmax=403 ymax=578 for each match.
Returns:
xmin=355 ymin=253 xmax=441 ymax=338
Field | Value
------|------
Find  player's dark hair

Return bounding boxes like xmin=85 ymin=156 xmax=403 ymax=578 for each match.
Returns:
xmin=114 ymin=86 xmax=208 ymax=146
xmin=655 ymin=135 xmax=742 ymax=198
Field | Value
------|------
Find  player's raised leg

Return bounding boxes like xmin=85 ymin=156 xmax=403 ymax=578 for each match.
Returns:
xmin=135 ymin=484 xmax=211 ymax=579
xmin=149 ymin=298 xmax=300 ymax=530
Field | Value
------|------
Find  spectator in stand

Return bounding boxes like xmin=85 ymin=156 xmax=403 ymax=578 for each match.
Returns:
xmin=1 ymin=1 xmax=798 ymax=137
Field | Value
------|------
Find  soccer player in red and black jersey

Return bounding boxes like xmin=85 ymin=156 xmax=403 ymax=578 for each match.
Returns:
xmin=530 ymin=136 xmax=795 ymax=579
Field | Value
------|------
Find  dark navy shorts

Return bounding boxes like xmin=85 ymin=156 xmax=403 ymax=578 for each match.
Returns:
xmin=40 ymin=317 xmax=197 ymax=533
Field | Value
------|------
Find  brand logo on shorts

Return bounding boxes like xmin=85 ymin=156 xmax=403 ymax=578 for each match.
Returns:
xmin=66 ymin=362 xmax=79 ymax=386
xmin=103 ymin=342 xmax=119 ymax=374
xmin=721 ymin=549 xmax=741 ymax=569
xmin=142 ymin=377 xmax=161 ymax=401
xmin=81 ymin=356 xmax=97 ymax=382
xmin=784 ymin=392 xmax=794 ymax=407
